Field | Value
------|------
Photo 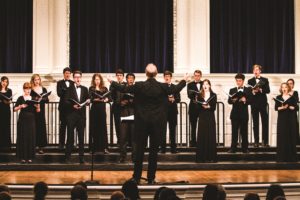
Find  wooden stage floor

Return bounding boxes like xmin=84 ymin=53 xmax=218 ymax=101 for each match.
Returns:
xmin=1 ymin=170 xmax=300 ymax=185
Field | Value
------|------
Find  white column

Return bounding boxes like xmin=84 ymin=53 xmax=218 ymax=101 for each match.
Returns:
xmin=295 ymin=0 xmax=300 ymax=74
xmin=174 ymin=0 xmax=210 ymax=74
xmin=33 ymin=0 xmax=69 ymax=74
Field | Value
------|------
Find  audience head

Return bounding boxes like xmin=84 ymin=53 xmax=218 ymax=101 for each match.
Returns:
xmin=166 ymin=195 xmax=181 ymax=200
xmin=74 ymin=181 xmax=87 ymax=190
xmin=0 ymin=192 xmax=11 ymax=200
xmin=266 ymin=184 xmax=285 ymax=200
xmin=0 ymin=185 xmax=9 ymax=194
xmin=110 ymin=191 xmax=125 ymax=200
xmin=145 ymin=63 xmax=158 ymax=78
xmin=203 ymin=184 xmax=226 ymax=200
xmin=115 ymin=69 xmax=125 ymax=82
xmin=0 ymin=76 xmax=9 ymax=91
xmin=121 ymin=179 xmax=140 ymax=200
xmin=126 ymin=73 xmax=135 ymax=85
xmin=71 ymin=185 xmax=87 ymax=200
xmin=252 ymin=64 xmax=262 ymax=77
xmin=244 ymin=193 xmax=260 ymax=200
xmin=273 ymin=197 xmax=286 ymax=200
xmin=30 ymin=74 xmax=42 ymax=87
xmin=193 ymin=70 xmax=202 ymax=82
xmin=154 ymin=186 xmax=167 ymax=200
xmin=63 ymin=67 xmax=72 ymax=80
xmin=158 ymin=187 xmax=177 ymax=200
xmin=33 ymin=181 xmax=48 ymax=200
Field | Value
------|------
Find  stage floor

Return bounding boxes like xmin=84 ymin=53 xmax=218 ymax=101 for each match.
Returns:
xmin=1 ymin=170 xmax=300 ymax=185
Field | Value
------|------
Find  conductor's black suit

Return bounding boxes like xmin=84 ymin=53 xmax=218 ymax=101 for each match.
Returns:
xmin=110 ymin=78 xmax=186 ymax=182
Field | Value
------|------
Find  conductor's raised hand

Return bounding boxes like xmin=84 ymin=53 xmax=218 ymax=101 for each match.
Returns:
xmin=106 ymin=75 xmax=113 ymax=84
xmin=183 ymin=73 xmax=190 ymax=82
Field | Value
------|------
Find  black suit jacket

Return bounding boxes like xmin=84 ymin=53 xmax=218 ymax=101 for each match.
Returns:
xmin=111 ymin=78 xmax=186 ymax=126
xmin=187 ymin=81 xmax=202 ymax=114
xmin=228 ymin=87 xmax=252 ymax=120
xmin=167 ymin=83 xmax=181 ymax=115
xmin=64 ymin=84 xmax=90 ymax=118
xmin=247 ymin=76 xmax=270 ymax=107
xmin=57 ymin=79 xmax=74 ymax=110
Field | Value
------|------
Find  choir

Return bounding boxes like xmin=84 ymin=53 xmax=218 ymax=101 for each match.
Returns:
xmin=0 ymin=64 xmax=299 ymax=164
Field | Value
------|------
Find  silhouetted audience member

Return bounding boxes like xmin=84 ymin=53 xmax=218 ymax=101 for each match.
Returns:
xmin=33 ymin=181 xmax=48 ymax=200
xmin=244 ymin=193 xmax=260 ymax=200
xmin=0 ymin=192 xmax=11 ymax=200
xmin=74 ymin=181 xmax=88 ymax=190
xmin=158 ymin=187 xmax=177 ymax=200
xmin=0 ymin=185 xmax=9 ymax=194
xmin=122 ymin=179 xmax=140 ymax=200
xmin=71 ymin=185 xmax=87 ymax=200
xmin=266 ymin=184 xmax=285 ymax=200
xmin=203 ymin=184 xmax=226 ymax=200
xmin=167 ymin=196 xmax=181 ymax=200
xmin=110 ymin=191 xmax=125 ymax=200
xmin=154 ymin=187 xmax=167 ymax=200
xmin=273 ymin=197 xmax=286 ymax=200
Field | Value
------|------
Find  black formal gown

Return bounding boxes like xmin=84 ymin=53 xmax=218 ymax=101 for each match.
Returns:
xmin=196 ymin=92 xmax=217 ymax=162
xmin=89 ymin=87 xmax=110 ymax=151
xmin=275 ymin=95 xmax=298 ymax=162
xmin=0 ymin=89 xmax=12 ymax=149
xmin=15 ymin=96 xmax=36 ymax=160
xmin=31 ymin=88 xmax=49 ymax=148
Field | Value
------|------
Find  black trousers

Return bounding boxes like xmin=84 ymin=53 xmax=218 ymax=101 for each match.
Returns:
xmin=189 ymin=110 xmax=199 ymax=145
xmin=231 ymin=119 xmax=248 ymax=151
xmin=251 ymin=106 xmax=269 ymax=144
xmin=119 ymin=120 xmax=135 ymax=161
xmin=133 ymin=119 xmax=162 ymax=181
xmin=65 ymin=113 xmax=85 ymax=159
xmin=112 ymin=104 xmax=121 ymax=143
xmin=59 ymin=109 xmax=67 ymax=146
xmin=161 ymin=114 xmax=177 ymax=150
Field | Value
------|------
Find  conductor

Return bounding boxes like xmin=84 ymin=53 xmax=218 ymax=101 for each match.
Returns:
xmin=108 ymin=64 xmax=188 ymax=184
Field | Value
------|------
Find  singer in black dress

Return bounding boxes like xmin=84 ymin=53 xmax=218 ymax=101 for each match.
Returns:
xmin=14 ymin=82 xmax=40 ymax=163
xmin=89 ymin=73 xmax=110 ymax=153
xmin=0 ymin=76 xmax=12 ymax=149
xmin=196 ymin=79 xmax=217 ymax=162
xmin=275 ymin=82 xmax=298 ymax=162
xmin=30 ymin=74 xmax=49 ymax=154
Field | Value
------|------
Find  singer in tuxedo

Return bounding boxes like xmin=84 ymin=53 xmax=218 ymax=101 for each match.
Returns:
xmin=108 ymin=64 xmax=188 ymax=184
xmin=187 ymin=70 xmax=202 ymax=147
xmin=110 ymin=69 xmax=126 ymax=144
xmin=160 ymin=71 xmax=181 ymax=153
xmin=247 ymin=64 xmax=270 ymax=147
xmin=228 ymin=74 xmax=252 ymax=153
xmin=275 ymin=82 xmax=298 ymax=162
xmin=64 ymin=70 xmax=90 ymax=164
xmin=0 ymin=76 xmax=12 ymax=150
xmin=56 ymin=67 xmax=73 ymax=149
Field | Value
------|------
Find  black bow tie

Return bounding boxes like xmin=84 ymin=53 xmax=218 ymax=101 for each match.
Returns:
xmin=238 ymin=87 xmax=243 ymax=89
xmin=196 ymin=82 xmax=201 ymax=85
xmin=76 ymin=85 xmax=80 ymax=89
xmin=256 ymin=77 xmax=260 ymax=80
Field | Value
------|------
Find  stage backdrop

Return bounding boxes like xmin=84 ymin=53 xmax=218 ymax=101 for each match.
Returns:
xmin=0 ymin=0 xmax=32 ymax=73
xmin=210 ymin=0 xmax=295 ymax=73
xmin=70 ymin=0 xmax=173 ymax=73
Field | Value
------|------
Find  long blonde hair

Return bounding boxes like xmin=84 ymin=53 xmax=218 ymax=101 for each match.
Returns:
xmin=200 ymin=79 xmax=213 ymax=98
xmin=90 ymin=73 xmax=105 ymax=90
xmin=30 ymin=74 xmax=42 ymax=87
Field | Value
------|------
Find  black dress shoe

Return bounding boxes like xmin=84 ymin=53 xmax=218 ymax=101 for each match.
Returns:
xmin=79 ymin=158 xmax=86 ymax=164
xmin=159 ymin=149 xmax=166 ymax=154
xmin=104 ymin=149 xmax=110 ymax=154
xmin=253 ymin=143 xmax=259 ymax=148
xmin=227 ymin=149 xmax=236 ymax=153
xmin=147 ymin=179 xmax=157 ymax=184
xmin=262 ymin=143 xmax=270 ymax=148
xmin=65 ymin=157 xmax=71 ymax=164
xmin=119 ymin=157 xmax=125 ymax=163
xmin=242 ymin=149 xmax=250 ymax=154
xmin=170 ymin=149 xmax=179 ymax=154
